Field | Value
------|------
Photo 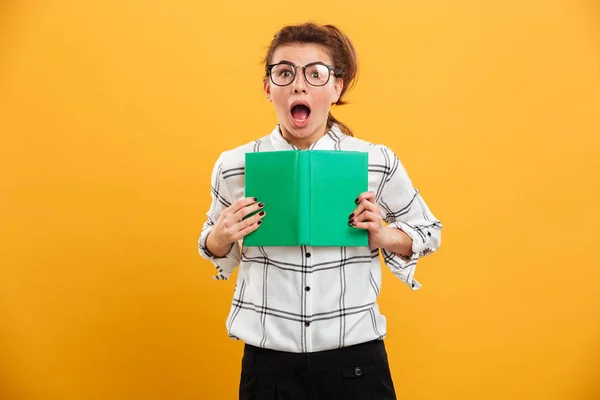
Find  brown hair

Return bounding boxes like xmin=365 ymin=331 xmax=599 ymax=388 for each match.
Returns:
xmin=263 ymin=22 xmax=358 ymax=136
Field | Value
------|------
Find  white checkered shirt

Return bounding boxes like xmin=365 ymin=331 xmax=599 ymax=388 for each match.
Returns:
xmin=198 ymin=124 xmax=442 ymax=353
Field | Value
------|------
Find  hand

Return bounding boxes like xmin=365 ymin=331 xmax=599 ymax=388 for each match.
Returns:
xmin=348 ymin=191 xmax=390 ymax=249
xmin=206 ymin=197 xmax=266 ymax=257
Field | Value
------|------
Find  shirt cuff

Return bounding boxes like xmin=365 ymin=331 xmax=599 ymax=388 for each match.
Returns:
xmin=381 ymin=221 xmax=437 ymax=290
xmin=387 ymin=221 xmax=434 ymax=258
xmin=198 ymin=227 xmax=240 ymax=280
xmin=381 ymin=247 xmax=422 ymax=290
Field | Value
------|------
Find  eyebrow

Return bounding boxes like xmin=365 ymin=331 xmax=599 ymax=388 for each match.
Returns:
xmin=274 ymin=59 xmax=325 ymax=65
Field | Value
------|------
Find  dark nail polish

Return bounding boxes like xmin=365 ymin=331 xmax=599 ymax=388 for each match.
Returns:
xmin=259 ymin=211 xmax=265 ymax=216
xmin=348 ymin=219 xmax=354 ymax=225
xmin=258 ymin=202 xmax=264 ymax=208
xmin=355 ymin=197 xmax=359 ymax=204
xmin=253 ymin=197 xmax=258 ymax=201
xmin=348 ymin=213 xmax=354 ymax=219
xmin=257 ymin=220 xmax=262 ymax=225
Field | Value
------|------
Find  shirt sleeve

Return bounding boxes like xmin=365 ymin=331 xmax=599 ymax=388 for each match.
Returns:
xmin=197 ymin=153 xmax=241 ymax=280
xmin=376 ymin=146 xmax=442 ymax=290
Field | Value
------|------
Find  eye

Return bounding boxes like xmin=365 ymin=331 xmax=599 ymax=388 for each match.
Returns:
xmin=277 ymin=67 xmax=294 ymax=78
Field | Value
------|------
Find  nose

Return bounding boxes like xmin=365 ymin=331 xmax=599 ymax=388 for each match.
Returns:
xmin=292 ymin=66 xmax=308 ymax=94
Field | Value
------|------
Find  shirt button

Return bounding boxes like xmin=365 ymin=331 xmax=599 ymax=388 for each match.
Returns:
xmin=306 ymin=252 xmax=311 ymax=258
xmin=305 ymin=321 xmax=311 ymax=327
xmin=305 ymin=286 xmax=310 ymax=291
xmin=354 ymin=367 xmax=362 ymax=376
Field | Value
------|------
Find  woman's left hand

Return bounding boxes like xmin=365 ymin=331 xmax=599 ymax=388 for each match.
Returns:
xmin=348 ymin=191 xmax=390 ymax=249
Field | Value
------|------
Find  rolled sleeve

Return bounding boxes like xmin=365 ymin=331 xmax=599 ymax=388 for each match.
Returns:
xmin=376 ymin=146 xmax=443 ymax=290
xmin=197 ymin=153 xmax=241 ymax=280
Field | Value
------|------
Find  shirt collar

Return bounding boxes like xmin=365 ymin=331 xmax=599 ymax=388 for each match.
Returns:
xmin=269 ymin=123 xmax=346 ymax=151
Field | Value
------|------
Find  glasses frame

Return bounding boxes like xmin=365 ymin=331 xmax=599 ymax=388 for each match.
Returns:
xmin=266 ymin=61 xmax=339 ymax=87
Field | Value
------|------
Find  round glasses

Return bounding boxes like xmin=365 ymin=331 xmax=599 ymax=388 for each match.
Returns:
xmin=266 ymin=61 xmax=338 ymax=87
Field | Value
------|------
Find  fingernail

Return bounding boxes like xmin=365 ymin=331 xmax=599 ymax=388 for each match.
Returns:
xmin=354 ymin=197 xmax=359 ymax=204
xmin=257 ymin=220 xmax=262 ymax=225
xmin=348 ymin=213 xmax=354 ymax=219
xmin=259 ymin=211 xmax=265 ymax=216
xmin=348 ymin=219 xmax=354 ymax=225
xmin=253 ymin=197 xmax=258 ymax=201
xmin=258 ymin=202 xmax=264 ymax=208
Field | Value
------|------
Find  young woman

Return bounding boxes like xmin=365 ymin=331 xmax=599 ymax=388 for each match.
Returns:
xmin=198 ymin=22 xmax=442 ymax=400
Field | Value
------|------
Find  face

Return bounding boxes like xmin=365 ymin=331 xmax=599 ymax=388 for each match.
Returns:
xmin=264 ymin=43 xmax=343 ymax=148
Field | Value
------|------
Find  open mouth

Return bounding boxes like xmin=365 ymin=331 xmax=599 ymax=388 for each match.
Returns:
xmin=290 ymin=103 xmax=311 ymax=128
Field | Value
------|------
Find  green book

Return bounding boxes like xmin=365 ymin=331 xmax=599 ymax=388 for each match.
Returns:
xmin=243 ymin=150 xmax=369 ymax=247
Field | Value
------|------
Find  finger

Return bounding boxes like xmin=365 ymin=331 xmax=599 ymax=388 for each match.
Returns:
xmin=348 ymin=202 xmax=364 ymax=220
xmin=360 ymin=198 xmax=381 ymax=216
xmin=349 ymin=220 xmax=378 ymax=231
xmin=238 ymin=209 xmax=266 ymax=230
xmin=354 ymin=191 xmax=375 ymax=205
xmin=349 ymin=204 xmax=369 ymax=223
xmin=349 ymin=197 xmax=370 ymax=219
xmin=232 ymin=200 xmax=264 ymax=221
xmin=234 ymin=221 xmax=261 ymax=241
xmin=227 ymin=197 xmax=259 ymax=215
xmin=232 ymin=210 xmax=266 ymax=240
xmin=353 ymin=210 xmax=381 ymax=224
xmin=350 ymin=191 xmax=376 ymax=216
xmin=349 ymin=196 xmax=380 ymax=220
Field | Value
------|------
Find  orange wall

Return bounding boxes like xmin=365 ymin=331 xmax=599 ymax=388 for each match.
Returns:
xmin=1 ymin=1 xmax=599 ymax=399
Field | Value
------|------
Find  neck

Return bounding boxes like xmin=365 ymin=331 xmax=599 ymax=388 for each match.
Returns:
xmin=280 ymin=123 xmax=329 ymax=150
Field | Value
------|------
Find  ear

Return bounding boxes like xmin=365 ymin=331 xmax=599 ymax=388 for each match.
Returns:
xmin=333 ymin=78 xmax=344 ymax=104
xmin=264 ymin=79 xmax=272 ymax=102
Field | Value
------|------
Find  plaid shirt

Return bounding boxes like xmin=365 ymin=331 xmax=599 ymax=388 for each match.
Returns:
xmin=198 ymin=124 xmax=442 ymax=353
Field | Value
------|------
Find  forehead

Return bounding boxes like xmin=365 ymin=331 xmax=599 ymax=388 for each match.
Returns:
xmin=271 ymin=43 xmax=333 ymax=65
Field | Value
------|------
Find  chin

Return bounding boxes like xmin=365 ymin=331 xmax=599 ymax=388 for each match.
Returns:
xmin=286 ymin=124 xmax=315 ymax=138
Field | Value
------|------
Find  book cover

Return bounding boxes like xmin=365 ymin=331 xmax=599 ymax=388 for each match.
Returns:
xmin=243 ymin=150 xmax=369 ymax=247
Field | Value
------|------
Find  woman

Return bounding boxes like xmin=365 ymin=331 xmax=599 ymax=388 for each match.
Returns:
xmin=198 ymin=22 xmax=442 ymax=399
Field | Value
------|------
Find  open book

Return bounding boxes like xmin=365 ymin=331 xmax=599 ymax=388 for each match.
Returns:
xmin=243 ymin=150 xmax=369 ymax=247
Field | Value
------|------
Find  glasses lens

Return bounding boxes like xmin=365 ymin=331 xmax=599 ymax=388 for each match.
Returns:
xmin=270 ymin=64 xmax=295 ymax=86
xmin=305 ymin=64 xmax=331 ymax=86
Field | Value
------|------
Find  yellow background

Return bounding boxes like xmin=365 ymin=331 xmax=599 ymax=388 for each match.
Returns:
xmin=1 ymin=0 xmax=599 ymax=399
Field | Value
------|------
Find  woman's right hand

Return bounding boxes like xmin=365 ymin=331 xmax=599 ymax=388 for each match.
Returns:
xmin=205 ymin=197 xmax=266 ymax=257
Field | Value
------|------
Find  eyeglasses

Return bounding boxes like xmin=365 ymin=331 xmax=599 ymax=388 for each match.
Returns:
xmin=266 ymin=61 xmax=338 ymax=87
